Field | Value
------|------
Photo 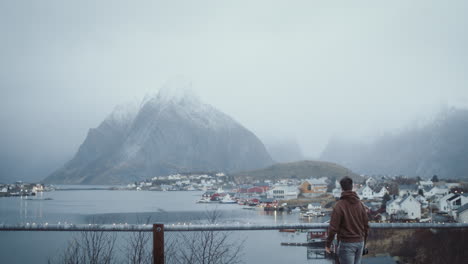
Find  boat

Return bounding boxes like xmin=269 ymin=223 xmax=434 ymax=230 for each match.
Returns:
xmin=290 ymin=207 xmax=302 ymax=213
xmin=197 ymin=197 xmax=212 ymax=203
xmin=301 ymin=210 xmax=325 ymax=218
xmin=306 ymin=228 xmax=328 ymax=244
xmin=264 ymin=206 xmax=285 ymax=211
xmin=237 ymin=199 xmax=247 ymax=205
xmin=220 ymin=194 xmax=237 ymax=204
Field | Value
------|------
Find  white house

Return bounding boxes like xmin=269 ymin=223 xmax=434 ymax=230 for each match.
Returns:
xmin=266 ymin=185 xmax=298 ymax=200
xmin=374 ymin=187 xmax=389 ymax=199
xmin=175 ymin=180 xmax=190 ymax=186
xmin=413 ymin=194 xmax=429 ymax=208
xmin=457 ymin=204 xmax=468 ymax=223
xmin=418 ymin=180 xmax=433 ymax=188
xmin=365 ymin=177 xmax=376 ymax=187
xmin=168 ymin=174 xmax=182 ymax=180
xmin=386 ymin=195 xmax=421 ymax=220
xmin=332 ymin=180 xmax=342 ymax=198
xmin=386 ymin=199 xmax=399 ymax=216
xmin=399 ymin=184 xmax=419 ymax=197
xmin=399 ymin=195 xmax=421 ymax=220
xmin=307 ymin=203 xmax=322 ymax=211
xmin=447 ymin=194 xmax=468 ymax=218
xmin=358 ymin=185 xmax=388 ymax=200
xmin=425 ymin=185 xmax=449 ymax=197
xmin=376 ymin=212 xmax=389 ymax=222
xmin=359 ymin=185 xmax=374 ymax=200
xmin=438 ymin=193 xmax=457 ymax=212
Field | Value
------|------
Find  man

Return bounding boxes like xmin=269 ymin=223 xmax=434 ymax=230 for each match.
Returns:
xmin=325 ymin=177 xmax=369 ymax=264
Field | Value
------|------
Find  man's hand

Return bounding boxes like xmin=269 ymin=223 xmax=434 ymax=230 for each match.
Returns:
xmin=325 ymin=246 xmax=331 ymax=254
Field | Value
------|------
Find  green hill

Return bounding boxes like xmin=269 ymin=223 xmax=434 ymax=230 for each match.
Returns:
xmin=232 ymin=160 xmax=363 ymax=183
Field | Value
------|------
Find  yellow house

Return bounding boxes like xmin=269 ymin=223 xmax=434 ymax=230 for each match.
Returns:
xmin=299 ymin=177 xmax=328 ymax=197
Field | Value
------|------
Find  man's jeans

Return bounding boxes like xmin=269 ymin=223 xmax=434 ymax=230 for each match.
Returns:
xmin=338 ymin=241 xmax=364 ymax=264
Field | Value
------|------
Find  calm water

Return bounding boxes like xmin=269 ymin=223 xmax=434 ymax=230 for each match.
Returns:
xmin=0 ymin=188 xmax=332 ymax=264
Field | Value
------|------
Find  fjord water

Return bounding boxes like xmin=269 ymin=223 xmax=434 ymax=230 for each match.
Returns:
xmin=0 ymin=188 xmax=331 ymax=263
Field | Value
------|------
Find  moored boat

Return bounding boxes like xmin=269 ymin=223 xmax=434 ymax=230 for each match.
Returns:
xmin=197 ymin=197 xmax=212 ymax=203
xmin=220 ymin=193 xmax=237 ymax=204
xmin=307 ymin=228 xmax=328 ymax=245
xmin=301 ymin=210 xmax=325 ymax=218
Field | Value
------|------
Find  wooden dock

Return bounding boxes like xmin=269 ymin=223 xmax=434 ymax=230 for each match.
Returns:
xmin=281 ymin=241 xmax=326 ymax=247
xmin=282 ymin=242 xmax=316 ymax=246
xmin=281 ymin=242 xmax=338 ymax=260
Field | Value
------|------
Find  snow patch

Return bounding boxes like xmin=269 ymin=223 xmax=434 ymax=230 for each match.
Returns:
xmin=109 ymin=101 xmax=139 ymax=123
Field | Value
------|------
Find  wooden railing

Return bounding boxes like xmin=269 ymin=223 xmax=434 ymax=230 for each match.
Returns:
xmin=1 ymin=222 xmax=467 ymax=264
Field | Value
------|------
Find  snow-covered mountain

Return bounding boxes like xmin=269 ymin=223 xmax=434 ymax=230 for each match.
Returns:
xmin=44 ymin=80 xmax=273 ymax=184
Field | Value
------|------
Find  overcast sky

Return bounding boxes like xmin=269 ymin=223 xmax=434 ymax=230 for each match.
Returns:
xmin=1 ymin=0 xmax=468 ymax=181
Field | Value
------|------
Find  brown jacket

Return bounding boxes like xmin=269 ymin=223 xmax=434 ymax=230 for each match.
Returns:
xmin=326 ymin=190 xmax=369 ymax=248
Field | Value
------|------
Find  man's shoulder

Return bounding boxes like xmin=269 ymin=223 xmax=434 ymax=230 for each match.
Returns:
xmin=335 ymin=199 xmax=349 ymax=206
xmin=333 ymin=199 xmax=364 ymax=209
xmin=333 ymin=199 xmax=345 ymax=210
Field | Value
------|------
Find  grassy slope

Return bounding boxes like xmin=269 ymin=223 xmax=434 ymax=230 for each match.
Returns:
xmin=232 ymin=160 xmax=363 ymax=183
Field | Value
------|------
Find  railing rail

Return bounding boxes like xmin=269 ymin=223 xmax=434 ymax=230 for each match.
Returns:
xmin=2 ymin=222 xmax=468 ymax=264
xmin=1 ymin=222 xmax=468 ymax=232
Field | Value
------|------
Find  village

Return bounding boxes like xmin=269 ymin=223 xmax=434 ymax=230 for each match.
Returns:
xmin=127 ymin=173 xmax=468 ymax=224
xmin=3 ymin=173 xmax=467 ymax=224
xmin=0 ymin=181 xmax=49 ymax=197
xmin=2 ymin=175 xmax=467 ymax=263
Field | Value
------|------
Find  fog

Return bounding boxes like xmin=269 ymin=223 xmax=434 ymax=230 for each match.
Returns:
xmin=1 ymin=0 xmax=468 ymax=182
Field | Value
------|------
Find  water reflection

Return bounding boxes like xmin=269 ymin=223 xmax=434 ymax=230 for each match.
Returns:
xmin=19 ymin=193 xmax=45 ymax=221
xmin=1 ymin=191 xmax=334 ymax=263
xmin=307 ymin=247 xmax=327 ymax=260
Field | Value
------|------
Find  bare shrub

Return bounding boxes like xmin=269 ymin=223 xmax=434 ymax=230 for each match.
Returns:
xmin=125 ymin=217 xmax=153 ymax=264
xmin=167 ymin=209 xmax=245 ymax=264
xmin=52 ymin=210 xmax=244 ymax=264
xmin=55 ymin=231 xmax=117 ymax=264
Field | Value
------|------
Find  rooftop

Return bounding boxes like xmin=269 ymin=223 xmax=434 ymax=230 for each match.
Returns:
xmin=457 ymin=203 xmax=468 ymax=214
xmin=399 ymin=184 xmax=418 ymax=191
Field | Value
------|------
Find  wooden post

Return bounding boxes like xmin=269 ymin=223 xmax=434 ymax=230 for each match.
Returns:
xmin=153 ymin=224 xmax=164 ymax=264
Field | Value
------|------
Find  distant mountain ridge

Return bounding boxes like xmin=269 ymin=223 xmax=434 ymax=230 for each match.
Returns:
xmin=44 ymin=80 xmax=273 ymax=184
xmin=320 ymin=108 xmax=468 ymax=179
xmin=232 ymin=160 xmax=362 ymax=183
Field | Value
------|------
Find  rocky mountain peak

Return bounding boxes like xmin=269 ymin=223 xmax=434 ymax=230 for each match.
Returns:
xmin=44 ymin=80 xmax=274 ymax=184
xmin=154 ymin=76 xmax=200 ymax=105
xmin=105 ymin=100 xmax=140 ymax=127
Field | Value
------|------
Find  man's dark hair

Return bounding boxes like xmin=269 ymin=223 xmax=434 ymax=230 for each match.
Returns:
xmin=340 ymin=177 xmax=353 ymax=191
